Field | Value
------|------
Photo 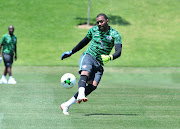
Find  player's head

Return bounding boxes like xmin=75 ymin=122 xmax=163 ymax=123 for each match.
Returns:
xmin=8 ymin=25 xmax=14 ymax=36
xmin=96 ymin=13 xmax=109 ymax=32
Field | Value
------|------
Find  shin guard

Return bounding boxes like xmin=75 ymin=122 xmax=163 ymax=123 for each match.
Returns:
xmin=78 ymin=75 xmax=88 ymax=88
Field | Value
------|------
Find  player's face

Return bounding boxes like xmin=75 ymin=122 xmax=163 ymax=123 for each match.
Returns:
xmin=96 ymin=16 xmax=109 ymax=31
xmin=8 ymin=26 xmax=14 ymax=36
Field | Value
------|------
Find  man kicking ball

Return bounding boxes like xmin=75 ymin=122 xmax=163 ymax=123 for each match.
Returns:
xmin=60 ymin=13 xmax=122 ymax=115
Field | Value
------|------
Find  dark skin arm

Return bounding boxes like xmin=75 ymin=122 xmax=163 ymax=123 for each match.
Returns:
xmin=14 ymin=44 xmax=17 ymax=60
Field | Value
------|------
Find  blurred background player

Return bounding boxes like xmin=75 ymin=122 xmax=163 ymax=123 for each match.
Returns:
xmin=60 ymin=13 xmax=122 ymax=115
xmin=0 ymin=25 xmax=17 ymax=84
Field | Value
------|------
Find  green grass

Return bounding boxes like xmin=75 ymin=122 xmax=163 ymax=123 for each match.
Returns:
xmin=0 ymin=0 xmax=179 ymax=66
xmin=0 ymin=66 xmax=179 ymax=129
xmin=0 ymin=1 xmax=179 ymax=128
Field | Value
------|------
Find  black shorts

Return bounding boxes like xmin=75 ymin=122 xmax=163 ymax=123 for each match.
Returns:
xmin=79 ymin=53 xmax=104 ymax=84
xmin=2 ymin=53 xmax=14 ymax=67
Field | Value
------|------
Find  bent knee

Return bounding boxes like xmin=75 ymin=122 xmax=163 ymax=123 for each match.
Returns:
xmin=87 ymin=80 xmax=98 ymax=87
xmin=93 ymin=81 xmax=98 ymax=87
xmin=81 ymin=71 xmax=90 ymax=77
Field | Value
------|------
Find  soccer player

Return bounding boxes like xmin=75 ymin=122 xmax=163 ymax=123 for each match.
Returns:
xmin=0 ymin=25 xmax=17 ymax=84
xmin=60 ymin=13 xmax=122 ymax=115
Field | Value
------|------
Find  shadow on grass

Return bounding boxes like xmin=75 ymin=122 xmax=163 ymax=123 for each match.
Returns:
xmin=84 ymin=113 xmax=138 ymax=116
xmin=76 ymin=15 xmax=130 ymax=26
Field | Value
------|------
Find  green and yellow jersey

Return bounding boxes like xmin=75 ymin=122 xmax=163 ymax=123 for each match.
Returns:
xmin=1 ymin=34 xmax=17 ymax=54
xmin=85 ymin=26 xmax=122 ymax=65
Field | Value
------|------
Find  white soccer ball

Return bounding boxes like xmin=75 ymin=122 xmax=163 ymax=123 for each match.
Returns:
xmin=61 ymin=73 xmax=76 ymax=88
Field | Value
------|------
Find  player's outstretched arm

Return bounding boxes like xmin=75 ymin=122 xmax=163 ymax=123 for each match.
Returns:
xmin=61 ymin=51 xmax=73 ymax=60
xmin=61 ymin=36 xmax=91 ymax=60
xmin=71 ymin=36 xmax=90 ymax=54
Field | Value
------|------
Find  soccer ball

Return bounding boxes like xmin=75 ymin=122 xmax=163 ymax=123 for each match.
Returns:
xmin=61 ymin=73 xmax=76 ymax=88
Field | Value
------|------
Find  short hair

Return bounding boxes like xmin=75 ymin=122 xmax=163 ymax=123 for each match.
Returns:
xmin=97 ymin=13 xmax=108 ymax=20
xmin=8 ymin=25 xmax=14 ymax=30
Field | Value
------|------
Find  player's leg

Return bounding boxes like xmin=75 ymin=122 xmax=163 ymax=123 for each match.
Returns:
xmin=7 ymin=66 xmax=12 ymax=76
xmin=60 ymin=96 xmax=76 ymax=115
xmin=0 ymin=68 xmax=8 ymax=84
xmin=74 ymin=68 xmax=103 ymax=103
xmin=60 ymin=74 xmax=89 ymax=113
xmin=76 ymin=71 xmax=89 ymax=103
xmin=60 ymin=54 xmax=90 ymax=115
xmin=6 ymin=54 xmax=16 ymax=84
xmin=77 ymin=54 xmax=104 ymax=102
xmin=74 ymin=84 xmax=97 ymax=104
xmin=60 ymin=74 xmax=90 ymax=115
xmin=60 ymin=83 xmax=97 ymax=115
xmin=83 ymin=64 xmax=104 ymax=97
xmin=85 ymin=82 xmax=98 ymax=96
xmin=76 ymin=53 xmax=93 ymax=103
xmin=0 ymin=53 xmax=8 ymax=84
xmin=4 ymin=67 xmax=8 ymax=76
xmin=60 ymin=54 xmax=98 ymax=115
xmin=7 ymin=66 xmax=16 ymax=84
xmin=74 ymin=80 xmax=97 ymax=98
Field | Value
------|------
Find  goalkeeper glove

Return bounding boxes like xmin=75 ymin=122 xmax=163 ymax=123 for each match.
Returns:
xmin=0 ymin=57 xmax=2 ymax=63
xmin=101 ymin=55 xmax=113 ymax=64
xmin=61 ymin=50 xmax=73 ymax=60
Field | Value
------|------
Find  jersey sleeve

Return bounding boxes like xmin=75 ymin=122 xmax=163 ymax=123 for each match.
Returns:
xmin=114 ymin=32 xmax=122 ymax=44
xmin=1 ymin=35 xmax=5 ymax=45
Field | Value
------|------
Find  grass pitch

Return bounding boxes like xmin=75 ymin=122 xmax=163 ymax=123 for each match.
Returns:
xmin=0 ymin=0 xmax=179 ymax=66
xmin=0 ymin=66 xmax=179 ymax=129
xmin=0 ymin=0 xmax=179 ymax=128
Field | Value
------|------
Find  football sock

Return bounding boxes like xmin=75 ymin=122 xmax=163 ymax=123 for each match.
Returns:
xmin=65 ymin=96 xmax=76 ymax=107
xmin=85 ymin=84 xmax=97 ymax=96
xmin=74 ymin=84 xmax=97 ymax=99
xmin=2 ymin=75 xmax=6 ymax=79
xmin=78 ymin=87 xmax=85 ymax=96
xmin=74 ymin=92 xmax=78 ymax=99
xmin=78 ymin=75 xmax=88 ymax=88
